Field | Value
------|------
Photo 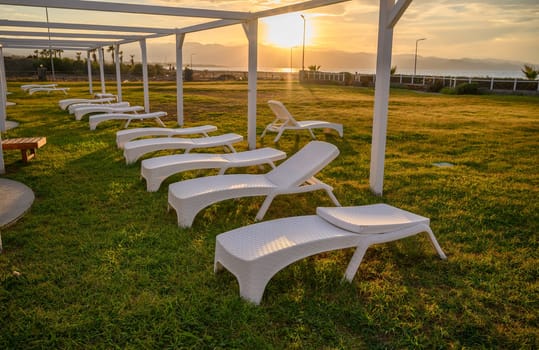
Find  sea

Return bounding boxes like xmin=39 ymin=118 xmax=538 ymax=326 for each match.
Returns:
xmin=186 ymin=65 xmax=526 ymax=79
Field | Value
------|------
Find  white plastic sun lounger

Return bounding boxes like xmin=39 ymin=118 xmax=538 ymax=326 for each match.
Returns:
xmin=141 ymin=147 xmax=287 ymax=192
xmin=94 ymin=93 xmax=116 ymax=99
xmin=69 ymin=101 xmax=129 ymax=113
xmin=124 ymin=133 xmax=243 ymax=165
xmin=67 ymin=100 xmax=123 ymax=114
xmin=59 ymin=97 xmax=116 ymax=110
xmin=74 ymin=104 xmax=143 ymax=121
xmin=116 ymin=125 xmax=218 ymax=149
xmin=21 ymin=83 xmax=57 ymax=91
xmin=168 ymin=140 xmax=341 ymax=228
xmin=89 ymin=111 xmax=167 ymax=130
xmin=261 ymin=100 xmax=344 ymax=143
xmin=215 ymin=203 xmax=447 ymax=304
xmin=28 ymin=87 xmax=69 ymax=95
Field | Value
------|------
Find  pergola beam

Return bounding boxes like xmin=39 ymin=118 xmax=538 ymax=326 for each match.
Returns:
xmin=0 ymin=38 xmax=117 ymax=48
xmin=388 ymin=0 xmax=413 ymax=28
xmin=177 ymin=0 xmax=350 ymax=34
xmin=254 ymin=0 xmax=350 ymax=18
xmin=177 ymin=19 xmax=243 ymax=34
xmin=0 ymin=0 xmax=251 ymax=20
xmin=0 ymin=30 xmax=146 ymax=40
xmin=0 ymin=43 xmax=93 ymax=50
xmin=0 ymin=20 xmax=174 ymax=35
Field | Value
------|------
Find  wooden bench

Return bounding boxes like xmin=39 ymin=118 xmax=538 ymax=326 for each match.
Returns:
xmin=2 ymin=137 xmax=47 ymax=162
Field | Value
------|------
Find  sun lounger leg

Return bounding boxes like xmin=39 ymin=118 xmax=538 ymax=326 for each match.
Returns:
xmin=273 ymin=129 xmax=286 ymax=143
xmin=424 ymin=226 xmax=447 ymax=260
xmin=325 ymin=188 xmax=341 ymax=207
xmin=214 ymin=246 xmax=274 ymax=305
xmin=255 ymin=194 xmax=277 ymax=221
xmin=260 ymin=127 xmax=268 ymax=139
xmin=156 ymin=118 xmax=166 ymax=127
xmin=342 ymin=243 xmax=369 ymax=282
xmin=308 ymin=129 xmax=316 ymax=139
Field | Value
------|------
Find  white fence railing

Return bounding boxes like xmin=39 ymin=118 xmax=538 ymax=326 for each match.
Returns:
xmin=301 ymin=71 xmax=539 ymax=92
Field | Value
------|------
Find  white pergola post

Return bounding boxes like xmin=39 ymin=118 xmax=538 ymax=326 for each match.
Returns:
xmin=0 ymin=46 xmax=5 ymax=173
xmin=114 ymin=44 xmax=122 ymax=102
xmin=0 ymin=45 xmax=6 ymax=133
xmin=86 ymin=50 xmax=93 ymax=94
xmin=175 ymin=33 xmax=185 ymax=126
xmin=243 ymin=19 xmax=258 ymax=150
xmin=98 ymin=47 xmax=106 ymax=93
xmin=139 ymin=39 xmax=150 ymax=113
xmin=369 ymin=0 xmax=412 ymax=195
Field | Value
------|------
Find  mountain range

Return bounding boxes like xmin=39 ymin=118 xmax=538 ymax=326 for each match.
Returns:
xmin=147 ymin=42 xmax=533 ymax=76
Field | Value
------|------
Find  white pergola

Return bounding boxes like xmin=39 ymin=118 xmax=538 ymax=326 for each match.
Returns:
xmin=0 ymin=0 xmax=413 ymax=196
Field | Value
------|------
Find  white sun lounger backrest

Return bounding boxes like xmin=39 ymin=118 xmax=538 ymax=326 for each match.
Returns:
xmin=267 ymin=100 xmax=300 ymax=127
xmin=265 ymin=141 xmax=339 ymax=188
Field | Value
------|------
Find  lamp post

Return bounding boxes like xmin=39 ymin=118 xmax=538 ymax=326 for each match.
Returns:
xmin=300 ymin=14 xmax=306 ymax=75
xmin=413 ymin=38 xmax=426 ymax=81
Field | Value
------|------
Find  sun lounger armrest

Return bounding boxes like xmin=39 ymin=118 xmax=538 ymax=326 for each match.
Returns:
xmin=254 ymin=177 xmax=341 ymax=221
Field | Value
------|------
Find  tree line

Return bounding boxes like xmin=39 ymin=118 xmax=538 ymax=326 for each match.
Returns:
xmin=4 ymin=49 xmax=170 ymax=79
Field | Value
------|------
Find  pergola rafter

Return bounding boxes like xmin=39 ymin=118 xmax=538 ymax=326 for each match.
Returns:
xmin=0 ymin=30 xmax=152 ymax=41
xmin=0 ymin=19 xmax=174 ymax=35
xmin=0 ymin=0 xmax=411 ymax=196
xmin=0 ymin=0 xmax=252 ymax=20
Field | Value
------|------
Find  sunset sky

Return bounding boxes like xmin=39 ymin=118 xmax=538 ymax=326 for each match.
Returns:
xmin=1 ymin=0 xmax=538 ymax=65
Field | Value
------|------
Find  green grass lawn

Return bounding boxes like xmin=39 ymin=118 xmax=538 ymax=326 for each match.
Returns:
xmin=1 ymin=80 xmax=538 ymax=349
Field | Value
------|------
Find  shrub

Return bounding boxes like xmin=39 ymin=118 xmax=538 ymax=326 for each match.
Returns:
xmin=440 ymin=87 xmax=456 ymax=95
xmin=215 ymin=74 xmax=236 ymax=81
xmin=427 ymin=81 xmax=445 ymax=93
xmin=342 ymin=72 xmax=354 ymax=85
xmin=455 ymin=82 xmax=480 ymax=95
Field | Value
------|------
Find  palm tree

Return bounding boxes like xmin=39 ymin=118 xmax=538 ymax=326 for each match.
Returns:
xmin=391 ymin=66 xmax=397 ymax=75
xmin=308 ymin=64 xmax=321 ymax=71
xmin=521 ymin=64 xmax=538 ymax=80
xmin=107 ymin=45 xmax=115 ymax=64
xmin=130 ymin=54 xmax=135 ymax=66
xmin=76 ymin=52 xmax=82 ymax=61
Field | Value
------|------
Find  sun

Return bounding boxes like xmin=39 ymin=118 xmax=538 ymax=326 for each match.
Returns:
xmin=262 ymin=13 xmax=313 ymax=48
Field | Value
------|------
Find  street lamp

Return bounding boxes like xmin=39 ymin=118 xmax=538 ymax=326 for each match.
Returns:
xmin=300 ymin=14 xmax=306 ymax=74
xmin=413 ymin=38 xmax=426 ymax=78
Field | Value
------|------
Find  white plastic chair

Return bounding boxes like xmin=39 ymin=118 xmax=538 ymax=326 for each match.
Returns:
xmin=261 ymin=100 xmax=343 ymax=142
xmin=214 ymin=203 xmax=447 ymax=304
xmin=167 ymin=140 xmax=341 ymax=228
